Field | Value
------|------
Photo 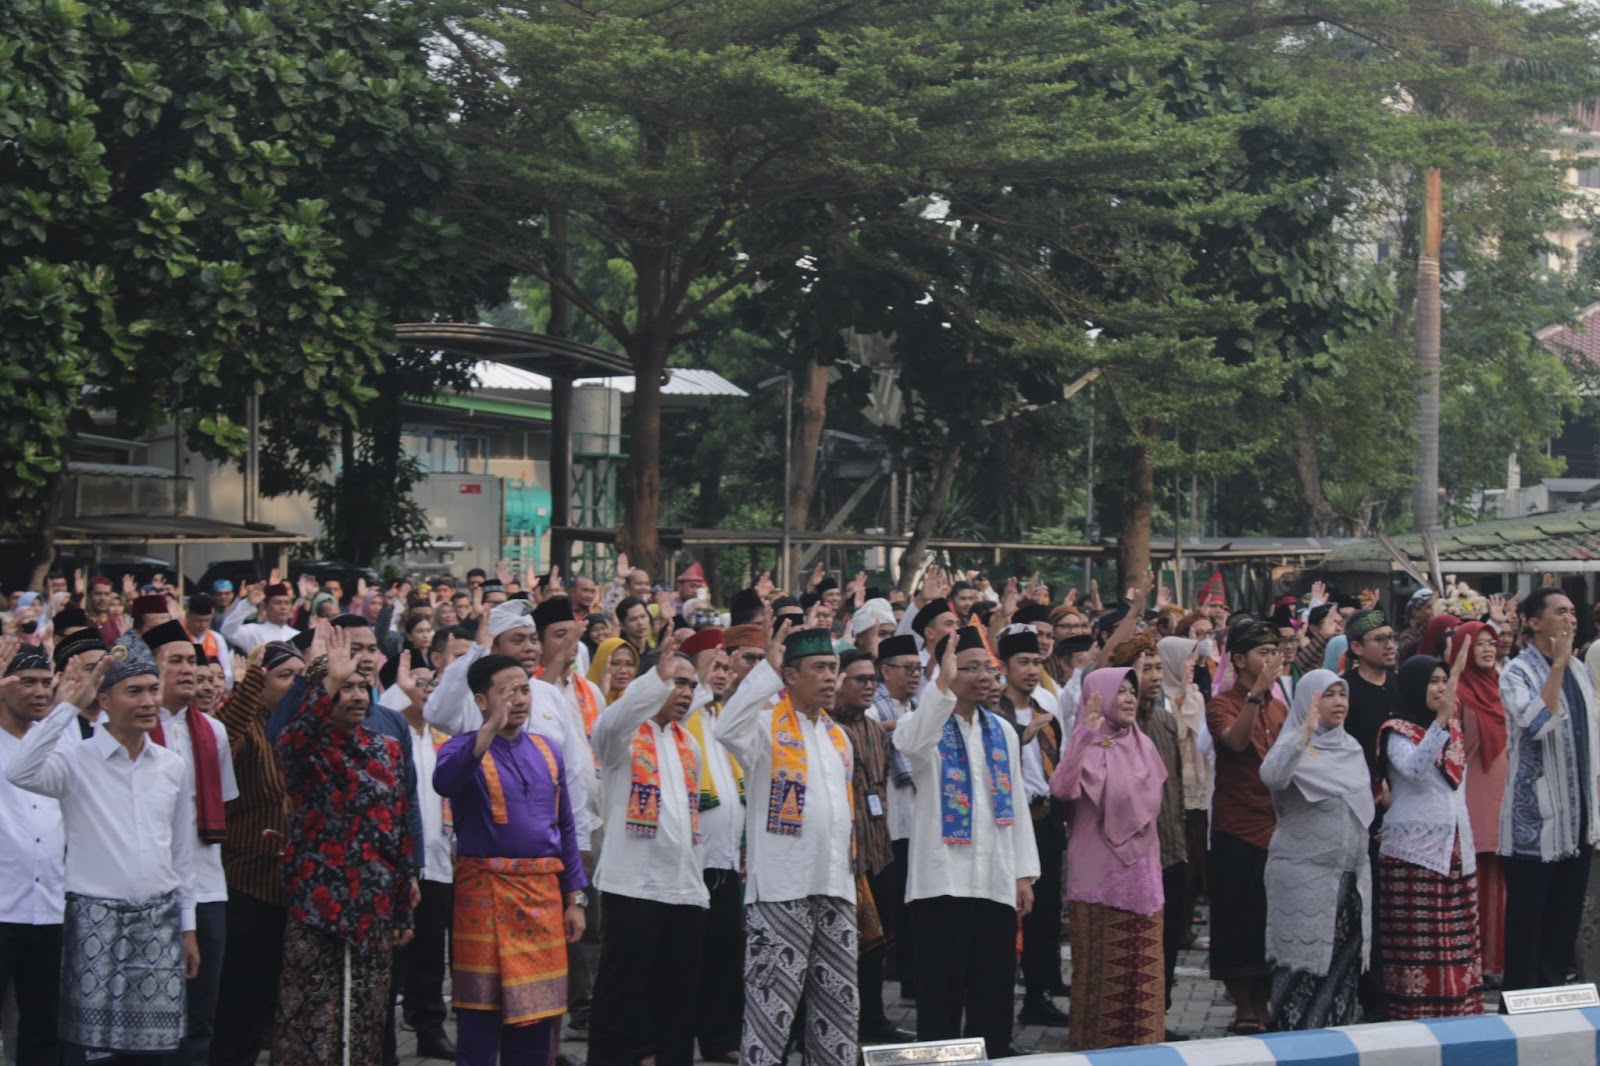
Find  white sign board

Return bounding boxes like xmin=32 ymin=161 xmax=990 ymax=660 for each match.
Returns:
xmin=1500 ymin=982 xmax=1600 ymax=1014
xmin=862 ymin=1039 xmax=989 ymax=1066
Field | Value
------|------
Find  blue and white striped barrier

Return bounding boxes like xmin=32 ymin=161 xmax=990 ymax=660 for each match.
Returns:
xmin=1014 ymin=1007 xmax=1600 ymax=1065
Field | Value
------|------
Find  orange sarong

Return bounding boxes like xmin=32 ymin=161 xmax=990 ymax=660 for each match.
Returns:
xmin=452 ymin=856 xmax=568 ymax=1025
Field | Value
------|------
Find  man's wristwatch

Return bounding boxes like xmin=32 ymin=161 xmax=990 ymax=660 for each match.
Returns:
xmin=567 ymin=892 xmax=588 ymax=909
xmin=1245 ymin=692 xmax=1265 ymax=705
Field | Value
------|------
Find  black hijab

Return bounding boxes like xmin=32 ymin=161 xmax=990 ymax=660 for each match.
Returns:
xmin=1394 ymin=655 xmax=1443 ymax=731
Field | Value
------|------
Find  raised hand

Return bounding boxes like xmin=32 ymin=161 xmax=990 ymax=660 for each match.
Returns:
xmin=1089 ymin=579 xmax=1102 ymax=611
xmin=656 ymin=626 xmax=685 ymax=678
xmin=1249 ymin=649 xmax=1283 ymax=700
xmin=765 ymin=619 xmax=794 ymax=673
xmin=1063 ymin=588 xmax=1079 ymax=607
xmin=1156 ymin=584 xmax=1173 ymax=608
xmin=548 ymin=565 xmax=564 ymax=594
xmin=755 ymin=571 xmax=775 ymax=600
xmin=496 ymin=560 xmax=513 ymax=586
xmin=615 ymin=552 xmax=631 ymax=584
xmin=933 ymin=620 xmax=959 ymax=695
xmin=57 ymin=654 xmax=112 ymax=710
xmin=297 ymin=574 xmax=319 ymax=601
xmin=1301 ymin=689 xmax=1323 ymax=740
xmin=268 ymin=567 xmax=281 ymax=589
xmin=1082 ymin=692 xmax=1104 ymax=734
xmin=0 ymin=636 xmax=18 ymax=677
xmin=308 ymin=618 xmax=333 ymax=665
xmin=322 ymin=625 xmax=357 ymax=694
xmin=121 ymin=573 xmax=137 ymax=598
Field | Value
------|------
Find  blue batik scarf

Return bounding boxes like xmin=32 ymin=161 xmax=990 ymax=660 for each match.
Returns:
xmin=938 ymin=709 xmax=1015 ymax=844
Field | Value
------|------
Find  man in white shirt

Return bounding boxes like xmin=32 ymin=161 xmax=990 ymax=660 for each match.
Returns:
xmin=997 ymin=625 xmax=1070 ymax=1027
xmin=868 ymin=633 xmax=920 ymax=1002
xmin=681 ymin=628 xmax=744 ymax=1063
xmin=0 ymin=646 xmax=67 ymax=1066
xmin=893 ymin=628 xmax=1040 ymax=1061
xmin=380 ymin=652 xmax=457 ymax=1061
xmin=716 ymin=627 xmax=857 ymax=1066
xmin=8 ymin=635 xmax=201 ymax=1063
xmin=219 ymin=581 xmax=299 ymax=654
xmin=589 ymin=629 xmax=707 ymax=1066
xmin=143 ymin=620 xmax=239 ymax=1066
xmin=424 ymin=600 xmax=592 ymax=851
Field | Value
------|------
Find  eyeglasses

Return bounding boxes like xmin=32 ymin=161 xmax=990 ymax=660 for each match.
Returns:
xmin=883 ymin=662 xmax=923 ymax=674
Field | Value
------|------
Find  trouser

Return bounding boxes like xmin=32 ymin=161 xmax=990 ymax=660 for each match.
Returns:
xmin=1162 ymin=862 xmax=1188 ymax=1007
xmin=697 ymin=869 xmax=744 ymax=1060
xmin=589 ymin=893 xmax=705 ymax=1066
xmin=565 ymin=846 xmax=601 ymax=1016
xmin=455 ymin=1011 xmax=556 ymax=1066
xmin=209 ymin=893 xmax=285 ymax=1066
xmin=165 ymin=901 xmax=225 ymax=1066
xmin=1021 ymin=806 xmax=1065 ymax=997
xmin=910 ymin=896 xmax=1016 ymax=1061
xmin=402 ymin=880 xmax=452 ymax=1035
xmin=889 ymin=840 xmax=914 ymax=998
xmin=1504 ymin=848 xmax=1593 ymax=991
xmin=858 ymin=869 xmax=892 ymax=1031
xmin=0 ymin=921 xmax=61 ymax=1066
xmin=742 ymin=896 xmax=858 ymax=1066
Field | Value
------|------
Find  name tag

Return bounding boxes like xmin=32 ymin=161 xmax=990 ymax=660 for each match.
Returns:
xmin=867 ymin=793 xmax=885 ymax=818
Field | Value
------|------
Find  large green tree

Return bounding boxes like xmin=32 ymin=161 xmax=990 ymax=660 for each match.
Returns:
xmin=1 ymin=0 xmax=490 ymax=576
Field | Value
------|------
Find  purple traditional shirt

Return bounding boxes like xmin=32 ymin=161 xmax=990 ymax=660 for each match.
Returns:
xmin=432 ymin=732 xmax=588 ymax=897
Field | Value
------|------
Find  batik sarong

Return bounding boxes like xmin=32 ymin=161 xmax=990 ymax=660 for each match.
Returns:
xmin=742 ymin=895 xmax=859 ymax=1066
xmin=272 ymin=922 xmax=392 ymax=1066
xmin=60 ymin=890 xmax=186 ymax=1055
xmin=453 ymin=856 xmax=569 ymax=1024
xmin=1068 ymin=901 xmax=1164 ymax=1051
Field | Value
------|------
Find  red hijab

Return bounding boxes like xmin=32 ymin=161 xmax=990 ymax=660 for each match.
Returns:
xmin=1421 ymin=613 xmax=1463 ymax=659
xmin=1449 ymin=621 xmax=1505 ymax=771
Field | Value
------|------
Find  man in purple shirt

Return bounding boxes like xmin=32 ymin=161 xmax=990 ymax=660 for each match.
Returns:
xmin=434 ymin=654 xmax=589 ymax=1066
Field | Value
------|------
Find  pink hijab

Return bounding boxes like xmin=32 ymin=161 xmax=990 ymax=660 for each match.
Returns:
xmin=1053 ymin=667 xmax=1168 ymax=865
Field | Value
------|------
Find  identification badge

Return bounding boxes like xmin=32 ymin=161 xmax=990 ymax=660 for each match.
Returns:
xmin=867 ymin=793 xmax=885 ymax=818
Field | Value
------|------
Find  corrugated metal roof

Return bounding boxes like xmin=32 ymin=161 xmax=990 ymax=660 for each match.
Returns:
xmin=68 ymin=461 xmax=184 ymax=479
xmin=1322 ymin=511 xmax=1600 ymax=568
xmin=470 ymin=360 xmax=552 ymax=391
xmin=579 ymin=369 xmax=748 ymax=397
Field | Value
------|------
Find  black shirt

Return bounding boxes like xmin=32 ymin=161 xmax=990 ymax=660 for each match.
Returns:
xmin=1343 ymin=666 xmax=1398 ymax=783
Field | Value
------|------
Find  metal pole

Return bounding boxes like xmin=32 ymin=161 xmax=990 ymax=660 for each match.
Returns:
xmin=1084 ymin=385 xmax=1095 ymax=535
xmin=244 ymin=394 xmax=260 ymax=525
xmin=781 ymin=375 xmax=793 ymax=590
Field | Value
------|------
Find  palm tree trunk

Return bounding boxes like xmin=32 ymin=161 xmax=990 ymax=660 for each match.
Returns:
xmin=1412 ymin=167 xmax=1443 ymax=532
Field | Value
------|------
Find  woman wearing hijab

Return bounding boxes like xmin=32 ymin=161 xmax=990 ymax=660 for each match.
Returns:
xmin=1259 ymin=669 xmax=1373 ymax=1030
xmin=1450 ymin=621 xmax=1508 ymax=985
xmin=1050 ymin=667 xmax=1168 ymax=1050
xmin=1322 ymin=634 xmax=1349 ymax=674
xmin=1158 ymin=636 xmax=1212 ymax=927
xmin=585 ymin=636 xmax=639 ymax=704
xmin=1376 ymin=654 xmax=1483 ymax=1019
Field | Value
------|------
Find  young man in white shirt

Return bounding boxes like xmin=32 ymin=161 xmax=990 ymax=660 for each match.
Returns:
xmin=588 ymin=630 xmax=707 ymax=1066
xmin=8 ymin=635 xmax=201 ymax=1064
xmin=681 ymin=628 xmax=744 ymax=1063
xmin=219 ymin=581 xmax=299 ymax=654
xmin=716 ymin=626 xmax=858 ymax=1066
xmin=868 ymin=633 xmax=921 ymax=1002
xmin=143 ymin=620 xmax=239 ymax=1066
xmin=893 ymin=628 xmax=1040 ymax=1060
xmin=0 ymin=645 xmax=67 ymax=1066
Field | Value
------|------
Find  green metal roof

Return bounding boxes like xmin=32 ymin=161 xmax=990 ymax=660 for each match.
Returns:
xmin=1320 ymin=511 xmax=1600 ymax=569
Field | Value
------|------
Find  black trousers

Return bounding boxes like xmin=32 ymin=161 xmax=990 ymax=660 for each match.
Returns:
xmin=1020 ymin=807 xmax=1065 ymax=998
xmin=911 ymin=896 xmax=1016 ymax=1060
xmin=166 ymin=900 xmax=225 ymax=1066
xmin=1504 ymin=849 xmax=1593 ymax=991
xmin=209 ymin=893 xmax=285 ymax=1066
xmin=889 ymin=840 xmax=914 ymax=998
xmin=697 ymin=870 xmax=744 ymax=1060
xmin=402 ymin=880 xmax=453 ymax=1034
xmin=1161 ymin=861 xmax=1188 ymax=1007
xmin=0 ymin=921 xmax=61 ymax=1066
xmin=589 ymin=892 xmax=705 ymax=1066
xmin=858 ymin=868 xmax=893 ymax=1030
xmin=1208 ymin=832 xmax=1269 ymax=982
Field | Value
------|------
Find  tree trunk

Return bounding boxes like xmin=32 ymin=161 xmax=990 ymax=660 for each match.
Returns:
xmin=1119 ymin=430 xmax=1155 ymax=588
xmin=24 ymin=469 xmax=68 ymax=591
xmin=695 ymin=439 xmax=724 ymax=604
xmin=898 ymin=443 xmax=962 ymax=593
xmin=620 ymin=333 xmax=668 ymax=575
xmin=1412 ymin=167 xmax=1443 ymax=532
xmin=1293 ymin=424 xmax=1330 ymax=536
xmin=784 ymin=354 xmax=831 ymax=581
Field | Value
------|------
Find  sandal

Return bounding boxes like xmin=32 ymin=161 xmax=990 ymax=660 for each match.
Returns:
xmin=1226 ymin=1019 xmax=1267 ymax=1036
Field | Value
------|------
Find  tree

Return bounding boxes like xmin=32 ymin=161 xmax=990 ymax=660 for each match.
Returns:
xmin=1 ymin=0 xmax=491 ymax=577
xmin=431 ymin=0 xmax=1237 ymax=573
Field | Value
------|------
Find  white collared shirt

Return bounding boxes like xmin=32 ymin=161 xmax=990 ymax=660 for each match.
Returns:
xmin=405 ymin=718 xmax=454 ymax=884
xmin=424 ymin=642 xmax=595 ymax=850
xmin=715 ymin=661 xmax=855 ymax=905
xmin=7 ymin=701 xmax=197 ymax=930
xmin=591 ymin=670 xmax=709 ymax=907
xmin=157 ymin=706 xmax=239 ymax=904
xmin=219 ymin=598 xmax=299 ymax=654
xmin=866 ymin=694 xmax=917 ymax=843
xmin=893 ymin=684 xmax=1040 ymax=908
xmin=690 ymin=687 xmax=744 ymax=872
xmin=1011 ymin=688 xmax=1057 ymax=804
xmin=0 ymin=727 xmax=67 ymax=924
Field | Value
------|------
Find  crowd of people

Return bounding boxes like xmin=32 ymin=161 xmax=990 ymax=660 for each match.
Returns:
xmin=0 ymin=556 xmax=1596 ymax=1066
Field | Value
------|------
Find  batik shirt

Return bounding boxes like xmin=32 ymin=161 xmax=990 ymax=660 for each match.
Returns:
xmin=277 ymin=692 xmax=416 ymax=948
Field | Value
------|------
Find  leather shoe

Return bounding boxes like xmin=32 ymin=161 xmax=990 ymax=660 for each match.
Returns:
xmin=1018 ymin=997 xmax=1070 ymax=1027
xmin=416 ymin=1032 xmax=457 ymax=1060
xmin=860 ymin=1023 xmax=915 ymax=1044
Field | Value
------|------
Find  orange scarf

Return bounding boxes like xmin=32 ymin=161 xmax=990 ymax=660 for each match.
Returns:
xmin=535 ymin=666 xmax=602 ymax=739
xmin=767 ymin=697 xmax=852 ymax=838
xmin=625 ymin=722 xmax=699 ymax=841
xmin=482 ymin=735 xmax=559 ymax=824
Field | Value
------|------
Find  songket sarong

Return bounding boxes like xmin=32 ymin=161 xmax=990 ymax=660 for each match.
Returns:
xmin=1068 ymin=901 xmax=1164 ymax=1051
xmin=60 ymin=890 xmax=186 ymax=1054
xmin=1377 ymin=846 xmax=1483 ymax=1019
xmin=453 ymin=856 xmax=569 ymax=1024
